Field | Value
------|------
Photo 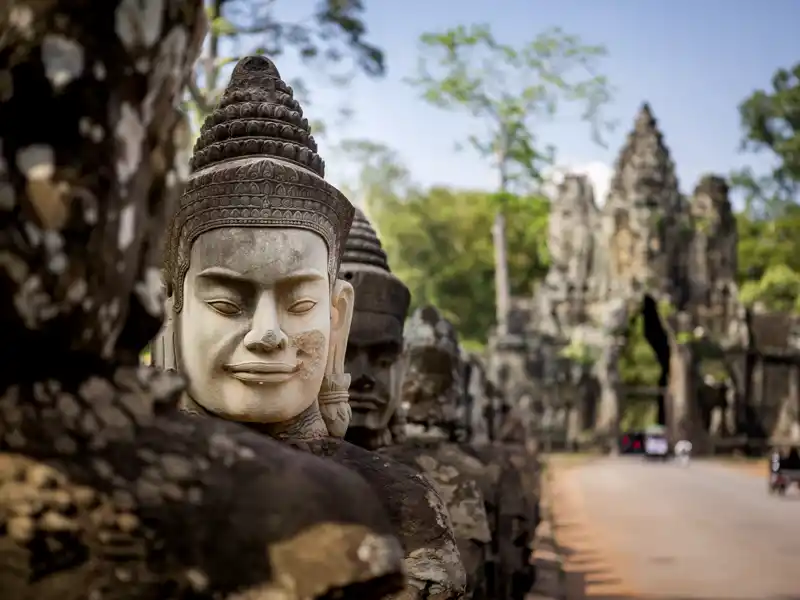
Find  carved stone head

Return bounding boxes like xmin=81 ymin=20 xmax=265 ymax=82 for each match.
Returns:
xmin=339 ymin=209 xmax=411 ymax=442
xmin=401 ymin=306 xmax=465 ymax=437
xmin=162 ymin=56 xmax=355 ymax=436
xmin=462 ymin=351 xmax=491 ymax=444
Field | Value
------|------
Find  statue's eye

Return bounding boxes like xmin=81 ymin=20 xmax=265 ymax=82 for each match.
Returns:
xmin=207 ymin=300 xmax=242 ymax=316
xmin=288 ymin=299 xmax=317 ymax=314
xmin=377 ymin=356 xmax=395 ymax=368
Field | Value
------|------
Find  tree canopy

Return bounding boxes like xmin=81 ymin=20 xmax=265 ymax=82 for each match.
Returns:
xmin=732 ymin=62 xmax=800 ymax=311
xmin=407 ymin=24 xmax=615 ymax=193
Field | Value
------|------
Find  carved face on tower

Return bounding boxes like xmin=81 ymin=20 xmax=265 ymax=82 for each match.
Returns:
xmin=164 ymin=56 xmax=355 ymax=436
xmin=339 ymin=210 xmax=411 ymax=433
xmin=401 ymin=306 xmax=465 ymax=435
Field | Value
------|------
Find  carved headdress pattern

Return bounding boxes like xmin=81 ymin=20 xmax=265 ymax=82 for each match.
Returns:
xmin=165 ymin=56 xmax=355 ymax=311
xmin=339 ymin=209 xmax=411 ymax=339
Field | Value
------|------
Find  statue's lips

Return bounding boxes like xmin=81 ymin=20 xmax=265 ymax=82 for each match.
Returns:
xmin=348 ymin=392 xmax=386 ymax=410
xmin=224 ymin=361 xmax=301 ymax=384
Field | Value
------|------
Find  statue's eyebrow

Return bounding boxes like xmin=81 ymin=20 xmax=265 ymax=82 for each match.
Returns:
xmin=196 ymin=267 xmax=325 ymax=286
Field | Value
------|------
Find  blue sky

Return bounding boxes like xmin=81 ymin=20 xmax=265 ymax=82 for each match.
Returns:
xmin=265 ymin=0 xmax=799 ymax=204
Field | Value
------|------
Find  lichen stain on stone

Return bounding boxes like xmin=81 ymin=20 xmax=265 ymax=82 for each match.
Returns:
xmin=142 ymin=26 xmax=188 ymax=125
xmin=404 ymin=545 xmax=464 ymax=592
xmin=79 ymin=117 xmax=105 ymax=143
xmin=288 ymin=329 xmax=326 ymax=381
xmin=425 ymin=488 xmax=449 ymax=530
xmin=115 ymin=103 xmax=145 ymax=187
xmin=134 ymin=266 xmax=165 ymax=317
xmin=172 ymin=112 xmax=192 ymax=182
xmin=115 ymin=0 xmax=165 ymax=51
xmin=118 ymin=203 xmax=136 ymax=249
xmin=9 ymin=6 xmax=34 ymax=36
xmin=16 ymin=145 xmax=70 ymax=229
xmin=41 ymin=35 xmax=84 ymax=90
xmin=0 ymin=251 xmax=29 ymax=283
xmin=357 ymin=533 xmax=400 ymax=576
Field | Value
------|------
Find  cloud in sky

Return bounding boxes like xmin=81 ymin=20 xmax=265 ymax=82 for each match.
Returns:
xmin=542 ymin=161 xmax=614 ymax=207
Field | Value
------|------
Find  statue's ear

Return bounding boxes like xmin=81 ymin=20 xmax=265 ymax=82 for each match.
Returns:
xmin=328 ymin=278 xmax=354 ymax=373
xmin=319 ymin=278 xmax=354 ymax=437
xmin=152 ymin=294 xmax=178 ymax=371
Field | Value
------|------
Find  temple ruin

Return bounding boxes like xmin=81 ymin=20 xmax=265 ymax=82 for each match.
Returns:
xmin=487 ymin=103 xmax=800 ymax=454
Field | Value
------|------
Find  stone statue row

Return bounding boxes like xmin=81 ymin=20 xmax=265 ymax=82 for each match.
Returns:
xmin=0 ymin=2 xmax=539 ymax=599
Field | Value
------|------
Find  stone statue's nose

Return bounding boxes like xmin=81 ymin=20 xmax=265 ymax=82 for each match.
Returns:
xmin=351 ymin=354 xmax=376 ymax=391
xmin=355 ymin=373 xmax=376 ymax=392
xmin=244 ymin=295 xmax=288 ymax=353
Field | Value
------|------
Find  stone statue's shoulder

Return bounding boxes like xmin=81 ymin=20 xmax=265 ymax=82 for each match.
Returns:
xmin=381 ymin=442 xmax=492 ymax=545
xmin=298 ymin=438 xmax=467 ymax=599
xmin=462 ymin=443 xmax=539 ymax=600
xmin=1 ymin=372 xmax=404 ymax=599
xmin=461 ymin=443 xmax=535 ymax=517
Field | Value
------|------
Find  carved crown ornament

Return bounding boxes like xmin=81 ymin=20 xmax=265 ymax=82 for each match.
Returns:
xmin=164 ymin=56 xmax=355 ymax=312
xmin=339 ymin=209 xmax=411 ymax=321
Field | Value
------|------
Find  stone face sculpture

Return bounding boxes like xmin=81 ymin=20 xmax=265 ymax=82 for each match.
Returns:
xmin=369 ymin=306 xmax=492 ymax=599
xmin=163 ymin=56 xmax=356 ymax=440
xmin=340 ymin=209 xmax=412 ymax=450
xmin=391 ymin=306 xmax=536 ymax=600
xmin=0 ymin=1 xmax=408 ymax=599
xmin=161 ymin=57 xmax=466 ymax=599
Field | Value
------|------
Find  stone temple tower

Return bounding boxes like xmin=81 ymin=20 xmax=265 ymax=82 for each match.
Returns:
xmin=600 ymin=103 xmax=688 ymax=305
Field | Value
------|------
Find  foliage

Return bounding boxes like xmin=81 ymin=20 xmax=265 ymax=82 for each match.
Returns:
xmin=370 ymin=187 xmax=550 ymax=346
xmin=333 ymin=138 xmax=413 ymax=207
xmin=620 ymin=401 xmax=658 ymax=431
xmin=184 ymin=0 xmax=385 ymax=133
xmin=739 ymin=264 xmax=800 ymax=312
xmin=618 ymin=311 xmax=662 ymax=388
xmin=732 ymin=62 xmax=800 ymax=218
xmin=406 ymin=24 xmax=615 ymax=193
xmin=735 ymin=201 xmax=800 ymax=312
xmin=559 ymin=338 xmax=596 ymax=366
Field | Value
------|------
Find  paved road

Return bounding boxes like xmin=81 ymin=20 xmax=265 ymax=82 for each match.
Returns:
xmin=552 ymin=457 xmax=800 ymax=600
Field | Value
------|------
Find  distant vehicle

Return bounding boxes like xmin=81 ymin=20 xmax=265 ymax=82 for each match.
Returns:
xmin=619 ymin=431 xmax=645 ymax=455
xmin=643 ymin=425 xmax=669 ymax=460
xmin=769 ymin=446 xmax=800 ymax=495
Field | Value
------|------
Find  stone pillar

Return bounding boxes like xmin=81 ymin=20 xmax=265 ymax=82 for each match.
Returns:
xmin=594 ymin=337 xmax=623 ymax=451
xmin=492 ymin=212 xmax=510 ymax=336
xmin=668 ymin=342 xmax=692 ymax=440
xmin=774 ymin=363 xmax=800 ymax=442
xmin=790 ymin=365 xmax=800 ymax=441
xmin=668 ymin=338 xmax=708 ymax=453
xmin=752 ymin=358 xmax=765 ymax=408
xmin=566 ymin=399 xmax=582 ymax=451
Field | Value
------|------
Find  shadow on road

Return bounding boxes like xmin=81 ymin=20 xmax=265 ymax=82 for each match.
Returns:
xmin=559 ymin=537 xmax=800 ymax=600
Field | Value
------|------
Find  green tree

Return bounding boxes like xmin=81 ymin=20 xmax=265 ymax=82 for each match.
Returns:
xmin=406 ymin=24 xmax=614 ymax=193
xmin=333 ymin=138 xmax=414 ymax=208
xmin=737 ymin=206 xmax=800 ymax=283
xmin=732 ymin=62 xmax=800 ymax=218
xmin=374 ymin=186 xmax=550 ymax=347
xmin=186 ymin=0 xmax=385 ymax=132
xmin=405 ymin=23 xmax=613 ymax=333
xmin=739 ymin=264 xmax=800 ymax=312
xmin=335 ymin=138 xmax=551 ymax=346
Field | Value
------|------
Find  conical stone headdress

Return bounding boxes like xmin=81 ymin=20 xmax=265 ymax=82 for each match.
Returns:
xmin=339 ymin=209 xmax=411 ymax=341
xmin=165 ymin=56 xmax=355 ymax=312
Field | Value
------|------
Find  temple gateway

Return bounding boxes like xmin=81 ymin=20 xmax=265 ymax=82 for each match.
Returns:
xmin=487 ymin=104 xmax=800 ymax=455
